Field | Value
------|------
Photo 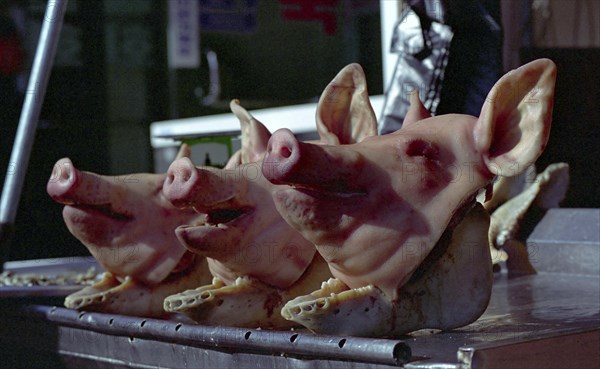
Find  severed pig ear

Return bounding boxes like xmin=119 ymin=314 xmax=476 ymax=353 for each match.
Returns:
xmin=316 ymin=63 xmax=378 ymax=145
xmin=474 ymin=58 xmax=557 ymax=177
xmin=175 ymin=143 xmax=191 ymax=160
xmin=401 ymin=90 xmax=431 ymax=128
xmin=230 ymin=99 xmax=272 ymax=163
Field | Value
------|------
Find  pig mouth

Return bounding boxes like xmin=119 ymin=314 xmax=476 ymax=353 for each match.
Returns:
xmin=175 ymin=207 xmax=253 ymax=250
xmin=66 ymin=203 xmax=133 ymax=222
xmin=206 ymin=208 xmax=249 ymax=226
xmin=188 ymin=207 xmax=252 ymax=229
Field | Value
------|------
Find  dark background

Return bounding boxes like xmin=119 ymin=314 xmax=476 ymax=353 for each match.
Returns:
xmin=521 ymin=48 xmax=600 ymax=210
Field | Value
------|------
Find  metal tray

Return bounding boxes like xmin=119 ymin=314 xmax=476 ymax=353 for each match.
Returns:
xmin=0 ymin=209 xmax=598 ymax=369
xmin=0 ymin=256 xmax=101 ymax=298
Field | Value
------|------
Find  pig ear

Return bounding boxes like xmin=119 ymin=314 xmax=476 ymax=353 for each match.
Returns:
xmin=402 ymin=90 xmax=431 ymax=128
xmin=474 ymin=58 xmax=557 ymax=177
xmin=224 ymin=149 xmax=242 ymax=169
xmin=316 ymin=63 xmax=378 ymax=145
xmin=230 ymin=99 xmax=272 ymax=163
xmin=175 ymin=143 xmax=191 ymax=159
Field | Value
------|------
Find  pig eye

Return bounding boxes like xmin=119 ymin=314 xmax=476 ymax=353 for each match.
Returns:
xmin=405 ymin=139 xmax=439 ymax=160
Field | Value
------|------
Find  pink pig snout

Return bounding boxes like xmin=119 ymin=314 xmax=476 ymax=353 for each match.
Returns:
xmin=263 ymin=129 xmax=364 ymax=194
xmin=163 ymin=157 xmax=237 ymax=209
xmin=163 ymin=157 xmax=201 ymax=208
xmin=47 ymin=158 xmax=81 ymax=204
xmin=263 ymin=128 xmax=302 ymax=185
xmin=47 ymin=158 xmax=115 ymax=206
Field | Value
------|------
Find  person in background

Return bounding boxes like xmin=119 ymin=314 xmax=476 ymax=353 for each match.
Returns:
xmin=379 ymin=0 xmax=503 ymax=133
xmin=434 ymin=0 xmax=503 ymax=116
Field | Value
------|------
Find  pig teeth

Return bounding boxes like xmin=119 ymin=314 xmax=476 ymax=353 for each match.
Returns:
xmin=203 ymin=222 xmax=228 ymax=229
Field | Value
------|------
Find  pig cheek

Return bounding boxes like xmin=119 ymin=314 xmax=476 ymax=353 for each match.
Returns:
xmin=252 ymin=218 xmax=312 ymax=271
xmin=273 ymin=191 xmax=355 ymax=246
xmin=62 ymin=207 xmax=125 ymax=247
xmin=273 ymin=190 xmax=322 ymax=234
xmin=63 ymin=215 xmax=133 ymax=275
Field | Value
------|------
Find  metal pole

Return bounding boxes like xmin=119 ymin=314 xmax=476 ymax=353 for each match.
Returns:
xmin=0 ymin=0 xmax=68 ymax=270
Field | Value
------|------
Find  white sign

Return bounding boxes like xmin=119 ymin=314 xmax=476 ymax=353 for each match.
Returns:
xmin=167 ymin=0 xmax=200 ymax=69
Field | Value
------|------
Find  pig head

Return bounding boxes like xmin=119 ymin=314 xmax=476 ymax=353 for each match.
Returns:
xmin=262 ymin=59 xmax=556 ymax=335
xmin=47 ymin=146 xmax=213 ymax=316
xmin=162 ymin=100 xmax=331 ymax=328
